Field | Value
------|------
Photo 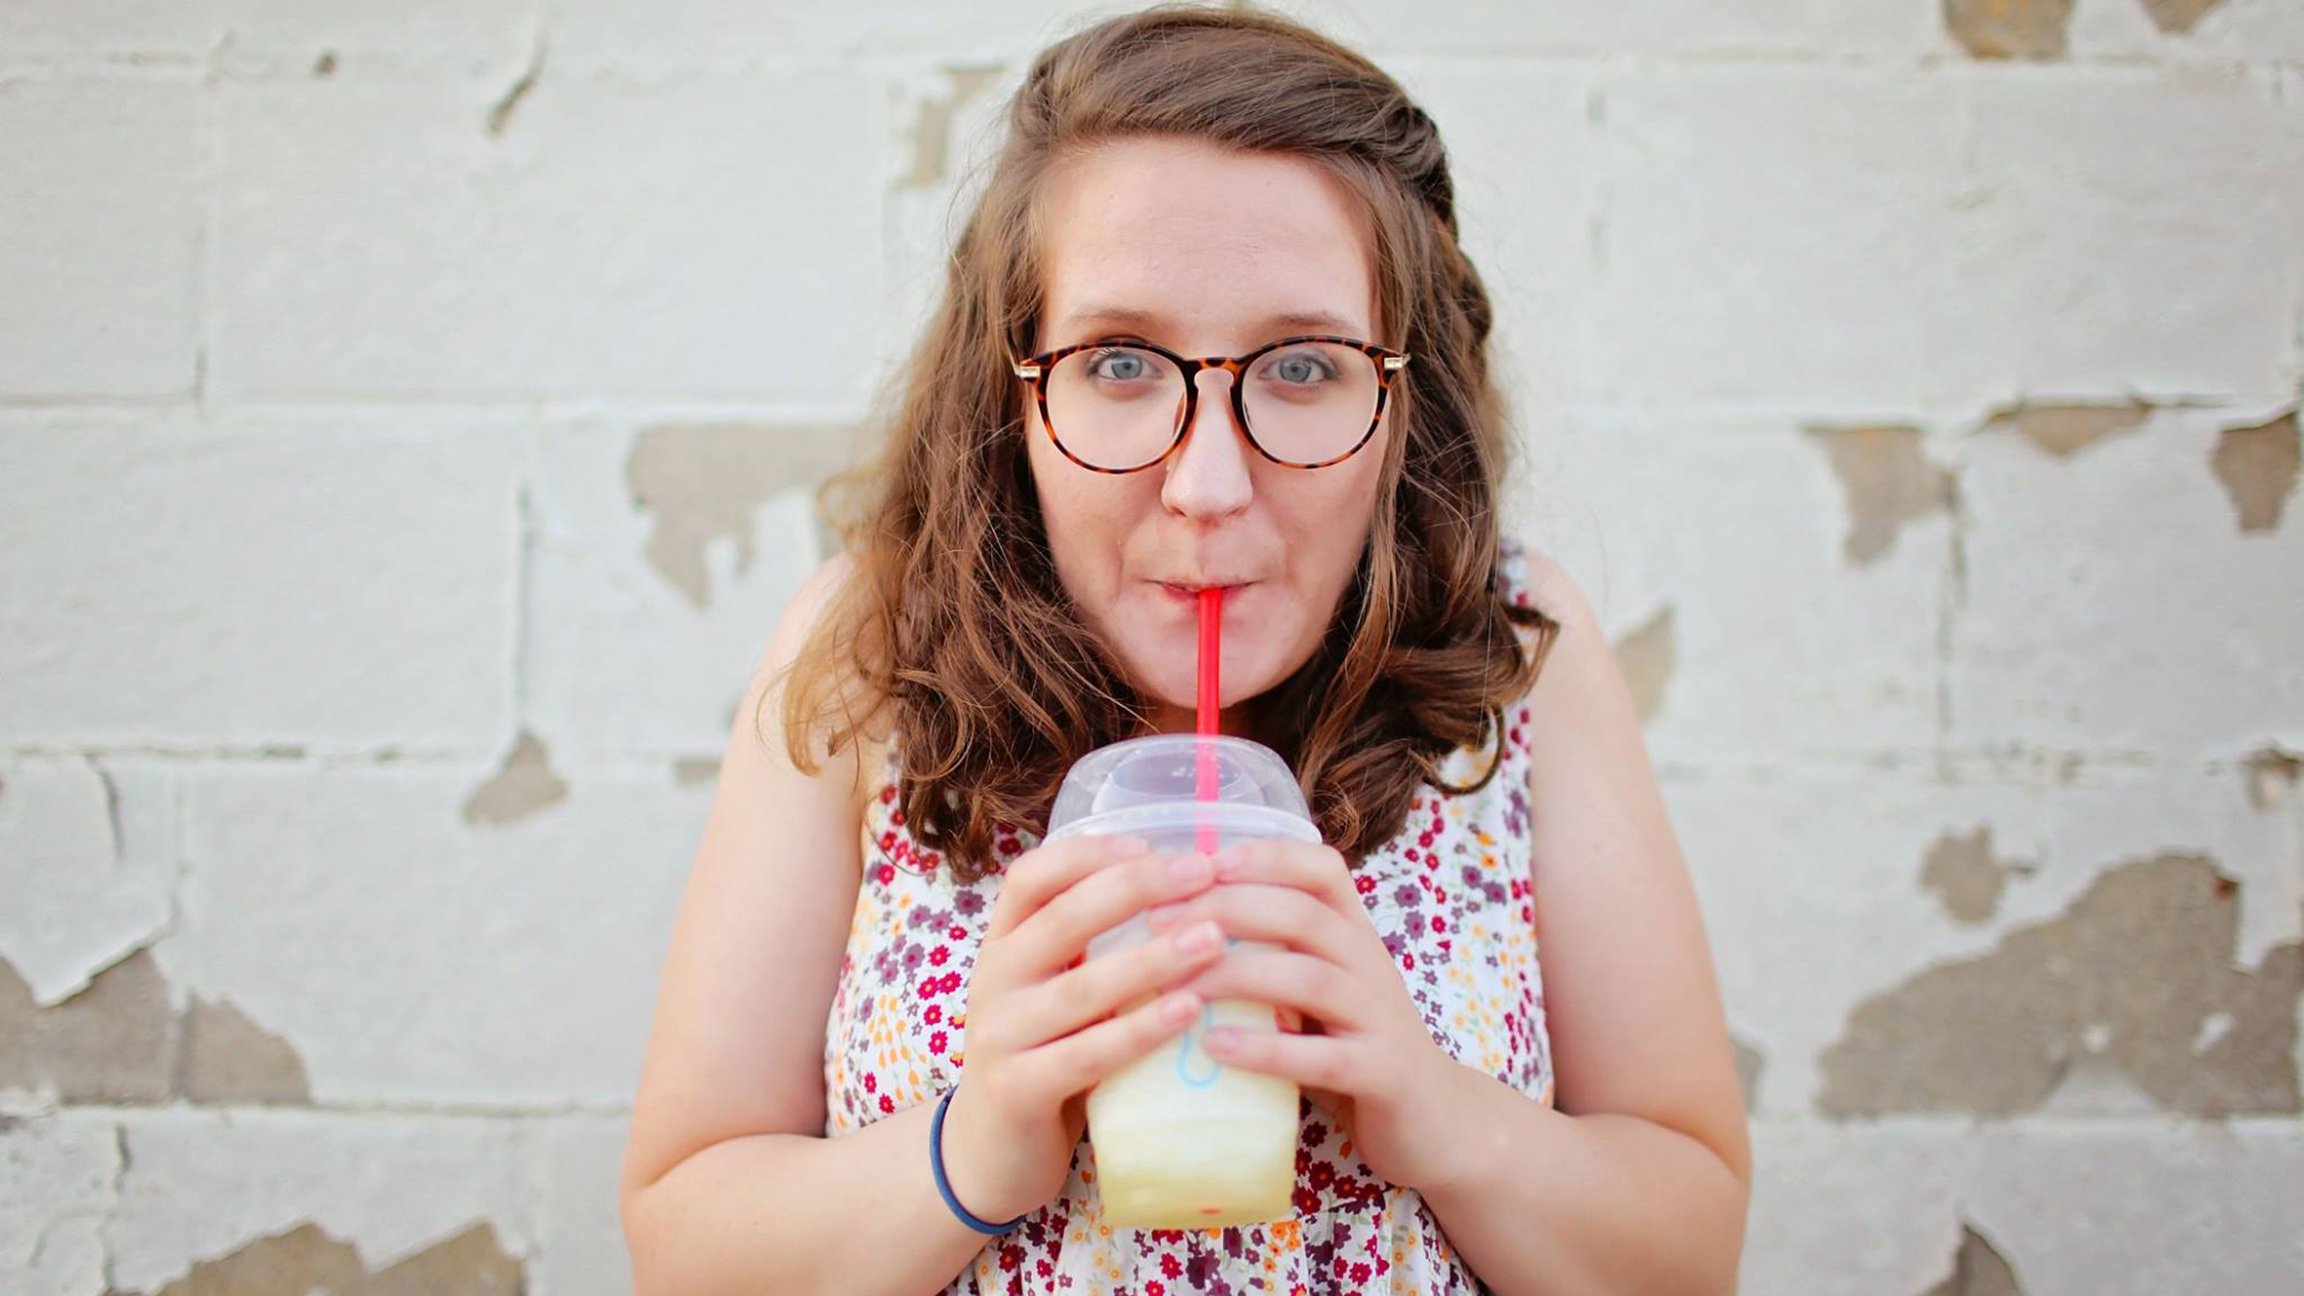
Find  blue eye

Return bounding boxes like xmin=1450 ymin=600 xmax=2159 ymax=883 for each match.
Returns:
xmin=1263 ymin=350 xmax=1337 ymax=385
xmin=1086 ymin=349 xmax=1150 ymax=381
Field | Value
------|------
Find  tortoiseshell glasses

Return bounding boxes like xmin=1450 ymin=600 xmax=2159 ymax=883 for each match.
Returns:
xmin=1012 ymin=335 xmax=1410 ymax=474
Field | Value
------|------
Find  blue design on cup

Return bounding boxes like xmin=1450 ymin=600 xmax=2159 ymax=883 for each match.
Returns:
xmin=1176 ymin=1003 xmax=1222 ymax=1088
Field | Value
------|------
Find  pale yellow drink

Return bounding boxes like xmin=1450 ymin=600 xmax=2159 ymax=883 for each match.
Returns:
xmin=1044 ymin=734 xmax=1319 ymax=1231
xmin=1084 ymin=996 xmax=1299 ymax=1228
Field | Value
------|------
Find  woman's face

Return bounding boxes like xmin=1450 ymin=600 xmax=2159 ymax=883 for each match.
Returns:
xmin=1025 ymin=136 xmax=1392 ymax=732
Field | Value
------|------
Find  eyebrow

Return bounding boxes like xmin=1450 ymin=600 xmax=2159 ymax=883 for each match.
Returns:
xmin=1054 ymin=305 xmax=1367 ymax=341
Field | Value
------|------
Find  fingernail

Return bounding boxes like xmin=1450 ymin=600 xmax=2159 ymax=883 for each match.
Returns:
xmin=1109 ymin=836 xmax=1150 ymax=859
xmin=1211 ymin=846 xmax=1244 ymax=878
xmin=1174 ymin=921 xmax=1221 ymax=955
xmin=1145 ymin=902 xmax=1184 ymax=932
xmin=1169 ymin=854 xmax=1212 ymax=885
xmin=1163 ymin=994 xmax=1200 ymax=1025
xmin=1203 ymin=1026 xmax=1239 ymax=1053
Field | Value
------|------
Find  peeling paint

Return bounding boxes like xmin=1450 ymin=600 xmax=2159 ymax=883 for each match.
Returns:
xmin=1943 ymin=0 xmax=2072 ymax=61
xmin=2139 ymin=0 xmax=2227 ymax=34
xmin=2193 ymin=1010 xmax=2235 ymax=1054
xmin=672 ymin=757 xmax=720 ymax=787
xmin=1918 ymin=1222 xmax=2028 ymax=1296
xmin=1731 ymin=1035 xmax=1765 ymax=1114
xmin=2 ymin=952 xmax=316 ymax=1108
xmin=627 ymin=423 xmax=867 ymax=608
xmin=1983 ymin=399 xmax=2151 ymax=459
xmin=1806 ymin=425 xmax=1956 ymax=566
xmin=486 ymin=32 xmax=547 ymax=137
xmin=1819 ymin=854 xmax=2304 ymax=1119
xmin=460 ymin=730 xmax=568 ymax=827
xmin=2241 ymin=745 xmax=2302 ymax=812
xmin=178 ymin=996 xmax=313 ymax=1105
xmin=2210 ymin=408 xmax=2299 ymax=534
xmin=0 ymin=755 xmax=175 ymax=1005
xmin=0 ymin=951 xmax=175 ymax=1103
xmin=1920 ymin=826 xmax=2036 ymax=925
xmin=1611 ymin=606 xmax=1676 ymax=726
xmin=109 ymin=1219 xmax=523 ymax=1296
xmin=909 ymin=66 xmax=1003 ymax=188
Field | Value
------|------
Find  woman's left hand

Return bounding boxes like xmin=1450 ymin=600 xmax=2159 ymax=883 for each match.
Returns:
xmin=1143 ymin=837 xmax=1471 ymax=1193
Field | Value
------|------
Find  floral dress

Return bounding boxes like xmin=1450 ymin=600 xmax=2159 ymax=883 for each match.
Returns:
xmin=823 ymin=542 xmax=1555 ymax=1295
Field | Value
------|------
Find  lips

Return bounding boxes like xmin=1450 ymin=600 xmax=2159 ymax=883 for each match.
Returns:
xmin=1158 ymin=580 xmax=1250 ymax=599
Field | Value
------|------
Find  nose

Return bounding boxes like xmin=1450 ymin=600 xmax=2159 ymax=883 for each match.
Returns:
xmin=1159 ymin=367 xmax=1254 ymax=522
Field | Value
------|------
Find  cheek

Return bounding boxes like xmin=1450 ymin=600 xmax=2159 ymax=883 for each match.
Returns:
xmin=1285 ymin=455 xmax=1386 ymax=578
xmin=1024 ymin=427 xmax=1141 ymax=604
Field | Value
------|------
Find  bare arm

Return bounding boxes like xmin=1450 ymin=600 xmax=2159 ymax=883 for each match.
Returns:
xmin=1415 ymin=553 xmax=1753 ymax=1296
xmin=617 ymin=556 xmax=998 ymax=1296
xmin=618 ymin=557 xmax=1228 ymax=1296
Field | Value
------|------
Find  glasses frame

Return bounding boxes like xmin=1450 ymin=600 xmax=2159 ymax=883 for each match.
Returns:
xmin=1011 ymin=334 xmax=1411 ymax=474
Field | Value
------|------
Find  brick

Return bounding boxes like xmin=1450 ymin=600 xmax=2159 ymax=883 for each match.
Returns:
xmin=0 ymin=756 xmax=174 ymax=1005
xmin=1387 ymin=62 xmax=1597 ymax=423
xmin=1663 ymin=777 xmax=2046 ymax=1115
xmin=2068 ymin=0 xmax=2304 ymax=61
xmin=1935 ymin=67 xmax=2303 ymax=407
xmin=211 ymin=0 xmax=540 ymax=76
xmin=1944 ymin=0 xmax=2075 ymax=61
xmin=1947 ymin=407 xmax=2304 ymax=761
xmin=526 ymin=418 xmax=836 ymax=759
xmin=884 ymin=63 xmax=1022 ymax=346
xmin=1743 ymin=1121 xmax=1972 ymax=1295
xmin=163 ymin=764 xmax=707 ymax=1105
xmin=531 ymin=1116 xmax=633 ymax=1296
xmin=2034 ymin=766 xmax=2304 ymax=973
xmin=1678 ymin=760 xmax=2300 ymax=1121
xmin=1274 ymin=0 xmax=1940 ymax=60
xmin=0 ymin=949 xmax=178 ymax=1104
xmin=1579 ymin=66 xmax=1965 ymax=411
xmin=1744 ymin=1120 xmax=2304 ymax=1295
xmin=0 ymin=78 xmax=200 ymax=398
xmin=0 ymin=1 xmax=220 ymax=60
xmin=209 ymin=69 xmax=889 ymax=402
xmin=1516 ymin=415 xmax=1948 ymax=763
xmin=101 ymin=1108 xmax=528 ymax=1294
xmin=545 ymin=0 xmax=1083 ymax=68
xmin=0 ymin=417 xmax=520 ymax=750
xmin=1820 ymin=853 xmax=2301 ymax=1119
xmin=0 ymin=1111 xmax=119 ymax=1296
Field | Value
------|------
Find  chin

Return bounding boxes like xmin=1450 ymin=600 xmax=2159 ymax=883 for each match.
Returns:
xmin=1120 ymin=643 xmax=1290 ymax=718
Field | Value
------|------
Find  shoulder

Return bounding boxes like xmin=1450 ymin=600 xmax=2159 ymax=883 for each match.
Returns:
xmin=763 ymin=549 xmax=859 ymax=668
xmin=1492 ymin=538 xmax=1602 ymax=703
xmin=1494 ymin=537 xmax=1597 ymax=637
xmin=750 ymin=549 xmax=892 ymax=808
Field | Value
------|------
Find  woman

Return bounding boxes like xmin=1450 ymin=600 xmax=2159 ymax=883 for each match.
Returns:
xmin=620 ymin=6 xmax=1749 ymax=1294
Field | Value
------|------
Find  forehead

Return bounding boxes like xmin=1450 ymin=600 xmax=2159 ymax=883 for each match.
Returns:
xmin=1036 ymin=136 xmax=1379 ymax=346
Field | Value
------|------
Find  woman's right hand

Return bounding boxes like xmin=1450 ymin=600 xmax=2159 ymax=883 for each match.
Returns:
xmin=936 ymin=834 xmax=1227 ymax=1223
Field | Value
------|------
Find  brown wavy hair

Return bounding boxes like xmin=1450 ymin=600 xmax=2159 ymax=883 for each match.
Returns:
xmin=776 ymin=3 xmax=1558 ymax=880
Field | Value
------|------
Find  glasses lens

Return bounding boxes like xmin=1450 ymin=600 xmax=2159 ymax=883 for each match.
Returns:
xmin=1240 ymin=341 xmax=1381 ymax=466
xmin=1044 ymin=345 xmax=1186 ymax=470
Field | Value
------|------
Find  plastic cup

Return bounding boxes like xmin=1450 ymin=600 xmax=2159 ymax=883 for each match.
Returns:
xmin=1044 ymin=733 xmax=1318 ymax=1230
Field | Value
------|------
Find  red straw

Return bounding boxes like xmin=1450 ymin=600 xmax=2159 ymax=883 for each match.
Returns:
xmin=1195 ymin=588 xmax=1223 ymax=853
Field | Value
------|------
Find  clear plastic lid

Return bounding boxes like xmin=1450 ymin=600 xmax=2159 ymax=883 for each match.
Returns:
xmin=1044 ymin=734 xmax=1319 ymax=844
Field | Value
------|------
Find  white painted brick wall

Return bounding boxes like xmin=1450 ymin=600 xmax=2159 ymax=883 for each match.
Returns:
xmin=209 ymin=69 xmax=893 ymax=403
xmin=0 ymin=417 xmax=523 ymax=749
xmin=4 ymin=2 xmax=2300 ymax=1294
xmin=160 ymin=764 xmax=704 ymax=1106
xmin=0 ymin=79 xmax=201 ymax=398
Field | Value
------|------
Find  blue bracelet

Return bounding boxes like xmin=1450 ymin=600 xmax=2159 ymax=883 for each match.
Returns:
xmin=930 ymin=1088 xmax=1030 ymax=1236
